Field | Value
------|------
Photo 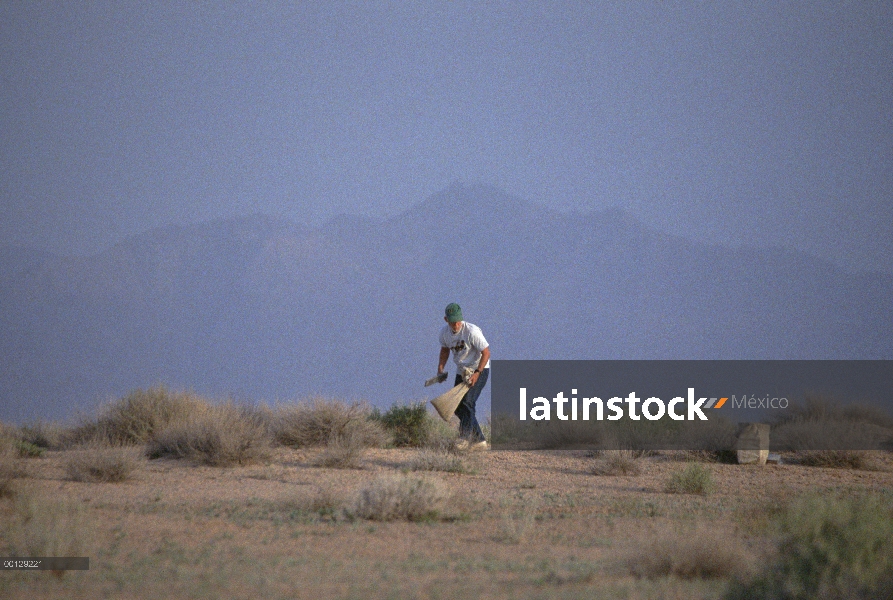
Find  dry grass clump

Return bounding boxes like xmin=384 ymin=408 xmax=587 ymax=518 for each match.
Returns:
xmin=312 ymin=428 xmax=369 ymax=470
xmin=354 ymin=475 xmax=449 ymax=522
xmin=148 ymin=402 xmax=272 ymax=466
xmin=0 ymin=432 xmax=29 ymax=498
xmin=665 ymin=463 xmax=715 ymax=495
xmin=494 ymin=496 xmax=540 ymax=544
xmin=270 ymin=398 xmax=389 ymax=449
xmin=590 ymin=449 xmax=643 ymax=476
xmin=64 ymin=443 xmax=144 ymax=483
xmin=71 ymin=386 xmax=210 ymax=446
xmin=627 ymin=525 xmax=756 ymax=580
xmin=2 ymin=487 xmax=94 ymax=560
xmin=771 ymin=396 xmax=893 ymax=453
xmin=794 ymin=450 xmax=886 ymax=471
xmin=406 ymin=449 xmax=471 ymax=474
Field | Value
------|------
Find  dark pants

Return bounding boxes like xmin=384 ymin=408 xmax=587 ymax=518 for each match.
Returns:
xmin=454 ymin=368 xmax=488 ymax=442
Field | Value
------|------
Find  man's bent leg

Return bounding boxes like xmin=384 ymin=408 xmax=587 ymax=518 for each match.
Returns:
xmin=454 ymin=370 xmax=488 ymax=442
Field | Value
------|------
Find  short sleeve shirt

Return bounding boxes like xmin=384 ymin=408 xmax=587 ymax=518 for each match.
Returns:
xmin=439 ymin=321 xmax=490 ymax=372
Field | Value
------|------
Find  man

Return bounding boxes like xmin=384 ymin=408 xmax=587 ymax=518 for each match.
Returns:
xmin=437 ymin=302 xmax=490 ymax=450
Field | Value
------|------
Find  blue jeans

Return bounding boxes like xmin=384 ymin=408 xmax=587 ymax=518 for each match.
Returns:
xmin=454 ymin=368 xmax=488 ymax=442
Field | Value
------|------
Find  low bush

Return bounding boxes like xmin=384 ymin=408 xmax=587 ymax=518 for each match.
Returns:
xmin=590 ymin=449 xmax=642 ymax=476
xmin=795 ymin=450 xmax=884 ymax=471
xmin=64 ymin=444 xmax=143 ymax=483
xmin=665 ymin=463 xmax=715 ymax=495
xmin=271 ymin=399 xmax=389 ymax=448
xmin=148 ymin=403 xmax=272 ymax=466
xmin=70 ymin=386 xmax=209 ymax=446
xmin=354 ymin=475 xmax=449 ymax=522
xmin=312 ymin=429 xmax=368 ymax=470
xmin=16 ymin=420 xmax=67 ymax=450
xmin=629 ymin=525 xmax=755 ymax=580
xmin=371 ymin=402 xmax=436 ymax=447
xmin=406 ymin=449 xmax=470 ymax=474
xmin=727 ymin=492 xmax=893 ymax=599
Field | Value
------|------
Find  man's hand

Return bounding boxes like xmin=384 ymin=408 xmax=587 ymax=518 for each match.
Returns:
xmin=468 ymin=371 xmax=480 ymax=387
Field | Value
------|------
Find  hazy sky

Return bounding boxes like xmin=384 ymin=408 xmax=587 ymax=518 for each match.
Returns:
xmin=2 ymin=2 xmax=891 ymax=273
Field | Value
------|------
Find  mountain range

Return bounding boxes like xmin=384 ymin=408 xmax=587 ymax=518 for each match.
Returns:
xmin=2 ymin=184 xmax=891 ymax=423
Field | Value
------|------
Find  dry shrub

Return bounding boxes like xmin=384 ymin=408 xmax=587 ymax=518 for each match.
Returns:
xmin=628 ymin=525 xmax=756 ymax=580
xmin=354 ymin=475 xmax=449 ymax=522
xmin=590 ymin=449 xmax=643 ymax=476
xmin=795 ymin=449 xmax=886 ymax=470
xmin=771 ymin=396 xmax=893 ymax=453
xmin=3 ymin=487 xmax=94 ymax=560
xmin=665 ymin=463 xmax=715 ymax=495
xmin=148 ymin=402 xmax=272 ymax=466
xmin=64 ymin=443 xmax=143 ymax=483
xmin=271 ymin=398 xmax=389 ymax=448
xmin=71 ymin=386 xmax=210 ymax=446
xmin=313 ymin=430 xmax=367 ymax=470
xmin=407 ymin=449 xmax=470 ymax=474
xmin=0 ymin=433 xmax=29 ymax=498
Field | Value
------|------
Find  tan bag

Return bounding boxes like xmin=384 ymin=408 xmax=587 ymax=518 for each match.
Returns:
xmin=431 ymin=381 xmax=470 ymax=421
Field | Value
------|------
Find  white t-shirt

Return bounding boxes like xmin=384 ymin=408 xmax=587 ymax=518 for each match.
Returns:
xmin=440 ymin=321 xmax=490 ymax=372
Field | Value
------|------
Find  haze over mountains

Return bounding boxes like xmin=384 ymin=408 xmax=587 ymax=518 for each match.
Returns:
xmin=2 ymin=184 xmax=891 ymax=423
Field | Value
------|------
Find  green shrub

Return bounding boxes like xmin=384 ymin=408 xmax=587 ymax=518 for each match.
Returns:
xmin=665 ymin=463 xmax=715 ymax=495
xmin=727 ymin=492 xmax=893 ymax=599
xmin=371 ymin=402 xmax=435 ymax=447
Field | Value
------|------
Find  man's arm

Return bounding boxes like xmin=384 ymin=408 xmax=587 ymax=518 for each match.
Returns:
xmin=438 ymin=347 xmax=450 ymax=374
xmin=467 ymin=346 xmax=490 ymax=386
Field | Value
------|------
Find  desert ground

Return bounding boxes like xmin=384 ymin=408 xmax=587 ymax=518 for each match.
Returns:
xmin=3 ymin=437 xmax=892 ymax=600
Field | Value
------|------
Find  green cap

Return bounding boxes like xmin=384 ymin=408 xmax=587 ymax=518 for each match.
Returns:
xmin=444 ymin=303 xmax=463 ymax=323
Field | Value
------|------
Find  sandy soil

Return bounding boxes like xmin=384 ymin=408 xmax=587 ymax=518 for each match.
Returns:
xmin=2 ymin=447 xmax=891 ymax=600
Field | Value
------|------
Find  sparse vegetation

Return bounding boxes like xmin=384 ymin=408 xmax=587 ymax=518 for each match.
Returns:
xmin=494 ymin=495 xmax=539 ymax=544
xmin=727 ymin=492 xmax=893 ymax=599
xmin=147 ymin=402 xmax=272 ymax=466
xmin=628 ymin=525 xmax=755 ymax=580
xmin=590 ymin=449 xmax=643 ymax=476
xmin=354 ymin=475 xmax=449 ymax=521
xmin=2 ymin=487 xmax=94 ymax=560
xmin=64 ymin=443 xmax=143 ymax=483
xmin=795 ymin=449 xmax=885 ymax=471
xmin=16 ymin=420 xmax=67 ymax=450
xmin=406 ymin=449 xmax=471 ymax=474
xmin=665 ymin=463 xmax=715 ymax=495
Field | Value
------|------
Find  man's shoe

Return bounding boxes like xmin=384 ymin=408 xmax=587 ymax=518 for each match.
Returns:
xmin=455 ymin=439 xmax=470 ymax=451
xmin=471 ymin=440 xmax=489 ymax=451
